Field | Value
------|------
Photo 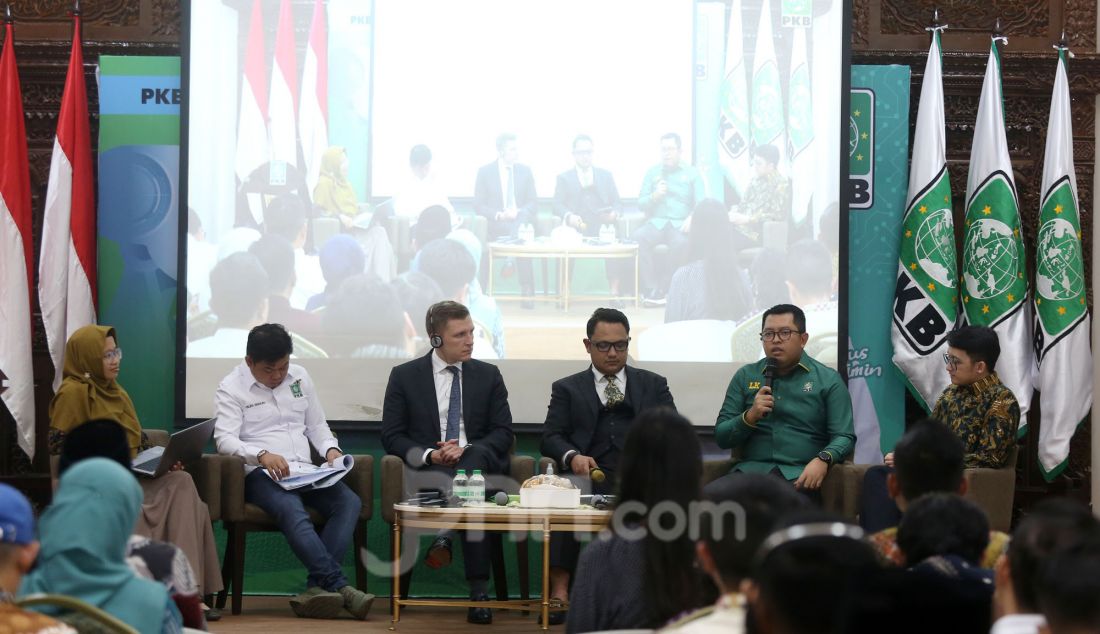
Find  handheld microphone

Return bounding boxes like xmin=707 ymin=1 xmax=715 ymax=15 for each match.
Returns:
xmin=589 ymin=467 xmax=606 ymax=483
xmin=493 ymin=491 xmax=509 ymax=506
xmin=761 ymin=357 xmax=778 ymax=418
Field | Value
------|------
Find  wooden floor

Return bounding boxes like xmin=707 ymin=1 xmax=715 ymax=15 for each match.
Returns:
xmin=208 ymin=596 xmax=562 ymax=633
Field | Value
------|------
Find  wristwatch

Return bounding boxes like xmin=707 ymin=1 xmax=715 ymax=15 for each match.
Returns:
xmin=817 ymin=451 xmax=833 ymax=466
xmin=256 ymin=449 xmax=269 ymax=463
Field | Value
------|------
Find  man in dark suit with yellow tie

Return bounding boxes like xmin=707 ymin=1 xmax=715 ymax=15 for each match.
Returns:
xmin=539 ymin=307 xmax=676 ymax=623
xmin=553 ymin=135 xmax=629 ymax=298
xmin=381 ymin=300 xmax=514 ymax=624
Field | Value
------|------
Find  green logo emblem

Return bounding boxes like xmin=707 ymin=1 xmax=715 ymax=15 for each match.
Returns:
xmin=848 ymin=89 xmax=874 ymax=208
xmin=964 ymin=218 xmax=1019 ymax=299
xmin=290 ymin=379 xmax=303 ymax=398
xmin=915 ymin=208 xmax=957 ymax=289
xmin=1036 ymin=218 xmax=1084 ymax=301
xmin=781 ymin=0 xmax=812 ymax=27
xmin=752 ymin=61 xmax=783 ymax=146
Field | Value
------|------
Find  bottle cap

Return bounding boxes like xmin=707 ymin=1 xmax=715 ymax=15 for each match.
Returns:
xmin=472 ymin=469 xmax=482 ymax=475
xmin=456 ymin=469 xmax=466 ymax=475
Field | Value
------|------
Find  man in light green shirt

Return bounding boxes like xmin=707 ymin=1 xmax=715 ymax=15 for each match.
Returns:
xmin=634 ymin=132 xmax=705 ymax=304
xmin=711 ymin=304 xmax=854 ymax=502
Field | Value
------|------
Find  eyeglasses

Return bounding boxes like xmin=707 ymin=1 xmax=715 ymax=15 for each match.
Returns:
xmin=760 ymin=329 xmax=801 ymax=342
xmin=104 ymin=348 xmax=123 ymax=362
xmin=943 ymin=353 xmax=961 ymax=369
xmin=591 ymin=339 xmax=630 ymax=352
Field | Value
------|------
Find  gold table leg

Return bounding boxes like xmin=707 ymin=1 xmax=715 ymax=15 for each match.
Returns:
xmin=390 ymin=519 xmax=401 ymax=629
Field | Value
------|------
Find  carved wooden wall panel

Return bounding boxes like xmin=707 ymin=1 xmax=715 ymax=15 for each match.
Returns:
xmin=855 ymin=1 xmax=1097 ymax=512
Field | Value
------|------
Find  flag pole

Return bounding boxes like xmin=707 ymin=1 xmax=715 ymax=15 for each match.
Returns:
xmin=4 ymin=5 xmax=13 ymax=24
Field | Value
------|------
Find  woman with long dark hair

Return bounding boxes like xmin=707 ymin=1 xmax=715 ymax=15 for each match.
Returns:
xmin=566 ymin=407 xmax=708 ymax=632
xmin=665 ymin=198 xmax=753 ymax=323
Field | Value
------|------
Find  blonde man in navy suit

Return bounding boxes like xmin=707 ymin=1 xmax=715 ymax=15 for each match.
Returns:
xmin=381 ymin=300 xmax=514 ymax=624
xmin=539 ymin=307 xmax=676 ymax=623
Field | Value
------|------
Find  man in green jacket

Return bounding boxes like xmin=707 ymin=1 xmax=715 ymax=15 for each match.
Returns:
xmin=710 ymin=303 xmax=854 ymax=502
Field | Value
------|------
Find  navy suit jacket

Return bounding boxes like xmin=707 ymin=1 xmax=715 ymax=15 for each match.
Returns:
xmin=382 ymin=352 xmax=514 ymax=472
xmin=552 ymin=167 xmax=622 ymax=237
xmin=473 ymin=161 xmax=538 ymax=237
xmin=540 ymin=365 xmax=675 ymax=469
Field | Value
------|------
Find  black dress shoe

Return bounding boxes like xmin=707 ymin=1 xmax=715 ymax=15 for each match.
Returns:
xmin=425 ymin=535 xmax=453 ymax=569
xmin=538 ymin=609 xmax=567 ymax=626
xmin=467 ymin=593 xmax=492 ymax=625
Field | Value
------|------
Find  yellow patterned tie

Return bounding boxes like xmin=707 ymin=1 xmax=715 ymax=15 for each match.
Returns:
xmin=604 ymin=375 xmax=624 ymax=408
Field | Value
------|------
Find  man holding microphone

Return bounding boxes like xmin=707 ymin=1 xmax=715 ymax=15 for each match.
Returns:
xmin=709 ymin=304 xmax=854 ymax=503
xmin=634 ymin=132 xmax=704 ymax=305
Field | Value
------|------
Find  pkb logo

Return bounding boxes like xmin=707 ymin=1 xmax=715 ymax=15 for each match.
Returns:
xmin=140 ymin=87 xmax=182 ymax=105
xmin=848 ymin=89 xmax=874 ymax=210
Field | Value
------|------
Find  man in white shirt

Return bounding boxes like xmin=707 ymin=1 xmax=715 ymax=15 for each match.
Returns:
xmin=991 ymin=499 xmax=1100 ymax=634
xmin=381 ymin=301 xmax=514 ymax=624
xmin=213 ymin=323 xmax=374 ymax=620
xmin=391 ymin=144 xmax=456 ymax=223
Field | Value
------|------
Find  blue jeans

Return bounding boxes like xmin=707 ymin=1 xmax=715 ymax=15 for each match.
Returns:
xmin=245 ymin=470 xmax=361 ymax=591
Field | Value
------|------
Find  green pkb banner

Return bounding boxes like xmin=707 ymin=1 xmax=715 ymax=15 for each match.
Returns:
xmin=781 ymin=0 xmax=811 ymax=27
xmin=97 ymin=56 xmax=180 ymax=431
xmin=848 ymin=66 xmax=910 ymax=460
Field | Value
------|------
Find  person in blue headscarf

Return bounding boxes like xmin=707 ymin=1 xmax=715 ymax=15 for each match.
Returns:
xmin=20 ymin=458 xmax=183 ymax=634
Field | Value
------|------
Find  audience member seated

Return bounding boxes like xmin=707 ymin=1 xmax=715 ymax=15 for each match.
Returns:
xmin=249 ymin=233 xmax=323 ymax=341
xmin=321 ymin=274 xmax=412 ymax=358
xmin=417 ymin=239 xmax=498 ymax=359
xmin=306 ymin=235 xmax=366 ymax=311
xmin=635 ymin=132 xmax=704 ymax=305
xmin=312 ymin=146 xmax=358 ymax=224
xmin=20 ymin=459 xmax=184 ymax=633
xmin=661 ymin=474 xmax=807 ymax=633
xmin=186 ymin=207 xmax=218 ymax=317
xmin=746 ymin=517 xmax=878 ymax=634
xmin=392 ymin=144 xmax=456 ymax=223
xmin=541 ymin=308 xmax=676 ymax=622
xmin=861 ymin=326 xmax=1019 ymax=532
xmin=391 ymin=271 xmax=445 ymax=354
xmin=710 ymin=304 xmax=854 ymax=505
xmin=412 ymin=205 xmax=453 ymax=254
xmin=0 ymin=484 xmax=77 ymax=634
xmin=568 ymin=407 xmax=709 ymax=632
xmin=728 ymin=144 xmax=790 ymax=246
xmin=665 ymin=198 xmax=752 ymax=324
xmin=896 ymin=493 xmax=993 ymax=586
xmin=187 ymin=252 xmax=270 ymax=357
xmin=58 ymin=419 xmax=213 ymax=627
xmin=213 ymin=324 xmax=374 ymax=620
xmin=264 ymin=195 xmax=325 ymax=308
xmin=381 ymin=300 xmax=515 ymax=626
xmin=1034 ymin=530 xmax=1100 ymax=634
xmin=993 ymin=498 xmax=1100 ymax=634
xmin=48 ymin=325 xmax=222 ymax=600
xmin=862 ymin=418 xmax=1009 ymax=568
xmin=444 ymin=229 xmax=505 ymax=358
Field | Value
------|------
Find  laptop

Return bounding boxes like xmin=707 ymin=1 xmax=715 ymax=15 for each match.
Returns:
xmin=131 ymin=418 xmax=217 ymax=478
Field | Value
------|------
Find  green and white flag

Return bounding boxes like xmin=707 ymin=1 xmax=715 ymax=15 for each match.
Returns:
xmin=962 ymin=37 xmax=1033 ymax=422
xmin=1033 ymin=48 xmax=1091 ymax=479
xmin=787 ymin=26 xmax=813 ymax=225
xmin=891 ymin=30 xmax=957 ymax=411
xmin=718 ymin=0 xmax=751 ymax=197
xmin=751 ymin=0 xmax=785 ymax=172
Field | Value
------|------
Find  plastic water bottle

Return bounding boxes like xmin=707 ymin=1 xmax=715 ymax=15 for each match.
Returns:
xmin=468 ymin=470 xmax=486 ymax=505
xmin=598 ymin=223 xmax=615 ymax=243
xmin=519 ymin=223 xmax=535 ymax=243
xmin=452 ymin=469 xmax=468 ymax=504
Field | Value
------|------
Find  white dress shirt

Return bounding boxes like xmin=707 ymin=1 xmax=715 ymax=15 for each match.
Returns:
xmin=576 ymin=166 xmax=593 ymax=189
xmin=186 ymin=328 xmax=252 ymax=358
xmin=213 ymin=362 xmax=339 ymax=473
xmin=989 ymin=614 xmax=1046 ymax=634
xmin=422 ymin=350 xmax=468 ymax=464
xmin=497 ymin=160 xmax=515 ymax=210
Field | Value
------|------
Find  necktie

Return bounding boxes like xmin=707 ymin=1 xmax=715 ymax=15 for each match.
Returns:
xmin=445 ymin=366 xmax=461 ymax=441
xmin=604 ymin=375 xmax=624 ymax=409
xmin=506 ymin=166 xmax=516 ymax=209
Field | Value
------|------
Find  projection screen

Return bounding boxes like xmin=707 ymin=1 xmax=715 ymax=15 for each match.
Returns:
xmin=181 ymin=0 xmax=849 ymax=427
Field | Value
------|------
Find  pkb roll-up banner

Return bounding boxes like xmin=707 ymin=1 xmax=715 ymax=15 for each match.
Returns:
xmin=848 ymin=66 xmax=909 ymax=460
xmin=97 ymin=56 xmax=180 ymax=431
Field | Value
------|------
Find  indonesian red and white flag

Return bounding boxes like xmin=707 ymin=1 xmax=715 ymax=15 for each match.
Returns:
xmin=235 ymin=0 xmax=269 ymax=184
xmin=38 ymin=14 xmax=96 ymax=393
xmin=299 ymin=0 xmax=328 ymax=196
xmin=269 ymin=0 xmax=298 ymax=169
xmin=0 ymin=20 xmax=36 ymax=457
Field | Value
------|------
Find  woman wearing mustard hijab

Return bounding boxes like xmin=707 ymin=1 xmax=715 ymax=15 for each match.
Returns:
xmin=313 ymin=146 xmax=359 ymax=221
xmin=48 ymin=325 xmax=223 ymax=600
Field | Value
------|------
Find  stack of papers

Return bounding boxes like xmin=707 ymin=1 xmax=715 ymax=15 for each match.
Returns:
xmin=266 ymin=455 xmax=355 ymax=491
